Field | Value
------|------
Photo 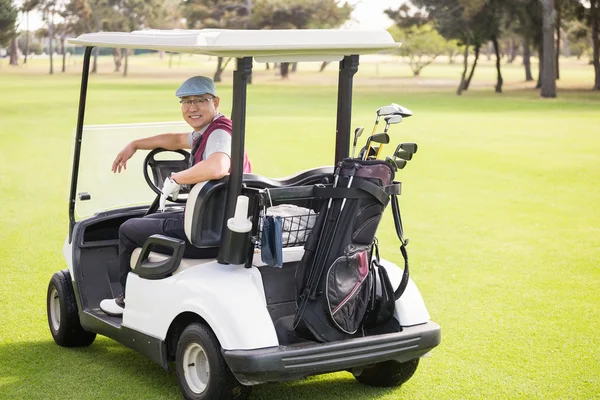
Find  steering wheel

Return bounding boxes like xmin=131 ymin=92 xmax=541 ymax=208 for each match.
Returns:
xmin=143 ymin=148 xmax=191 ymax=214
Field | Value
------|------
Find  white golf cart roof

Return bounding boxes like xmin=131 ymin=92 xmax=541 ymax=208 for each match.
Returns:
xmin=69 ymin=29 xmax=400 ymax=62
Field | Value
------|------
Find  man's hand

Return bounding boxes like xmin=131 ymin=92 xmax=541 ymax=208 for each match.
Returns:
xmin=112 ymin=142 xmax=137 ymax=173
xmin=159 ymin=176 xmax=181 ymax=212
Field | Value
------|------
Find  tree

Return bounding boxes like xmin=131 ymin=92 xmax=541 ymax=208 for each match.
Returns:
xmin=540 ymin=0 xmax=557 ymax=97
xmin=592 ymin=0 xmax=600 ymax=89
xmin=251 ymin=0 xmax=352 ymax=78
xmin=22 ymin=0 xmax=40 ymax=64
xmin=393 ymin=0 xmax=504 ymax=94
xmin=388 ymin=23 xmax=450 ymax=76
xmin=0 ymin=0 xmax=18 ymax=65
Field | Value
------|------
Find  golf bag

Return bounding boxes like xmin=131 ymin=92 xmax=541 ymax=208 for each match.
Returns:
xmin=292 ymin=158 xmax=408 ymax=342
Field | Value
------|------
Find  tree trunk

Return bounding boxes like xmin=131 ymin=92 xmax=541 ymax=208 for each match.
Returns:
xmin=523 ymin=36 xmax=533 ymax=81
xmin=123 ymin=49 xmax=129 ymax=77
xmin=541 ymin=0 xmax=557 ymax=98
xmin=280 ymin=62 xmax=290 ymax=79
xmin=92 ymin=47 xmax=99 ymax=73
xmin=457 ymin=39 xmax=470 ymax=95
xmin=9 ymin=37 xmax=18 ymax=65
xmin=113 ymin=49 xmax=121 ymax=72
xmin=555 ymin=0 xmax=561 ymax=79
xmin=508 ymin=38 xmax=518 ymax=63
xmin=48 ymin=21 xmax=54 ymax=75
xmin=592 ymin=0 xmax=600 ymax=90
xmin=265 ymin=63 xmax=270 ymax=70
xmin=493 ymin=36 xmax=503 ymax=93
xmin=291 ymin=62 xmax=298 ymax=72
xmin=91 ymin=16 xmax=101 ymax=74
xmin=464 ymin=44 xmax=480 ymax=91
xmin=24 ymin=12 xmax=29 ymax=64
xmin=214 ymin=57 xmax=224 ymax=82
xmin=536 ymin=42 xmax=543 ymax=89
xmin=61 ymin=37 xmax=66 ymax=72
xmin=214 ymin=57 xmax=231 ymax=82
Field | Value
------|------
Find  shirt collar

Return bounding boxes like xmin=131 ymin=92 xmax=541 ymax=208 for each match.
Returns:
xmin=193 ymin=113 xmax=223 ymax=136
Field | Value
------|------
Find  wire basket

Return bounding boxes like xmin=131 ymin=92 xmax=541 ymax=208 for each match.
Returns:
xmin=256 ymin=207 xmax=318 ymax=249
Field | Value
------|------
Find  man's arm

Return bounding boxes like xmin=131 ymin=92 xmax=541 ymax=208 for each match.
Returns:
xmin=171 ymin=152 xmax=230 ymax=185
xmin=112 ymin=133 xmax=190 ymax=173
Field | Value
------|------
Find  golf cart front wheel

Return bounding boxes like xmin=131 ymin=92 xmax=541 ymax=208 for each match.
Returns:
xmin=354 ymin=358 xmax=419 ymax=387
xmin=46 ymin=270 xmax=96 ymax=347
xmin=175 ymin=322 xmax=251 ymax=400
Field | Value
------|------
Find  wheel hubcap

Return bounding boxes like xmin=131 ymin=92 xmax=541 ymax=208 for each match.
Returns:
xmin=183 ymin=342 xmax=210 ymax=394
xmin=49 ymin=288 xmax=61 ymax=331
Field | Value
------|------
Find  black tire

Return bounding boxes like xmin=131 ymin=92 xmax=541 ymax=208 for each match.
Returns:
xmin=355 ymin=358 xmax=419 ymax=387
xmin=175 ymin=322 xmax=251 ymax=400
xmin=47 ymin=270 xmax=96 ymax=347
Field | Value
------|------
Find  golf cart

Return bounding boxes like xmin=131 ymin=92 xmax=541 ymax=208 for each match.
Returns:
xmin=46 ymin=29 xmax=440 ymax=400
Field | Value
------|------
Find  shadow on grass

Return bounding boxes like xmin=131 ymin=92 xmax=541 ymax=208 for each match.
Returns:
xmin=0 ymin=339 xmax=402 ymax=400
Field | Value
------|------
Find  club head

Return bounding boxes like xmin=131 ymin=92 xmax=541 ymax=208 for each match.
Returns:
xmin=395 ymin=159 xmax=407 ymax=169
xmin=371 ymin=132 xmax=390 ymax=144
xmin=394 ymin=149 xmax=413 ymax=161
xmin=377 ymin=105 xmax=399 ymax=117
xmin=384 ymin=157 xmax=398 ymax=172
xmin=353 ymin=126 xmax=364 ymax=146
xmin=391 ymin=103 xmax=413 ymax=118
xmin=385 ymin=157 xmax=407 ymax=171
xmin=384 ymin=115 xmax=403 ymax=125
xmin=399 ymin=142 xmax=418 ymax=154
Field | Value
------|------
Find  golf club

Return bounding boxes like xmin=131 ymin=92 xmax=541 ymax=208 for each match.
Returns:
xmin=351 ymin=126 xmax=364 ymax=158
xmin=399 ymin=142 xmax=418 ymax=154
xmin=364 ymin=105 xmax=401 ymax=157
xmin=385 ymin=156 xmax=398 ymax=172
xmin=394 ymin=149 xmax=413 ymax=161
xmin=362 ymin=132 xmax=390 ymax=160
xmin=385 ymin=156 xmax=407 ymax=171
xmin=374 ymin=115 xmax=403 ymax=159
xmin=391 ymin=103 xmax=413 ymax=118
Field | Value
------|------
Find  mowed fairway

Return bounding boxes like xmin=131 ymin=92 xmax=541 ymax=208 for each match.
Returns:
xmin=0 ymin=56 xmax=599 ymax=399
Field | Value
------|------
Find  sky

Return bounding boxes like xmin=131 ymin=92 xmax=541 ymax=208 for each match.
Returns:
xmin=17 ymin=0 xmax=402 ymax=32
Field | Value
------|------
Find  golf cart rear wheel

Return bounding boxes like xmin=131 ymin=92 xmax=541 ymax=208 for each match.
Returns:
xmin=354 ymin=358 xmax=419 ymax=387
xmin=175 ymin=322 xmax=251 ymax=400
xmin=46 ymin=270 xmax=96 ymax=347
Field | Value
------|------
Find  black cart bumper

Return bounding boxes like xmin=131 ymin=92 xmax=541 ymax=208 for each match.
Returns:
xmin=223 ymin=321 xmax=441 ymax=384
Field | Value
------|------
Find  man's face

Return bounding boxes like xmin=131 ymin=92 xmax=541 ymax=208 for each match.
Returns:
xmin=180 ymin=94 xmax=220 ymax=131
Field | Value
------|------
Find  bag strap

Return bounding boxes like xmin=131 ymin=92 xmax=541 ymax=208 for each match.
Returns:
xmin=390 ymin=191 xmax=410 ymax=300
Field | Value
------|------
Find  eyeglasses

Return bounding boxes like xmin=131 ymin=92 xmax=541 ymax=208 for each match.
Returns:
xmin=180 ymin=97 xmax=214 ymax=109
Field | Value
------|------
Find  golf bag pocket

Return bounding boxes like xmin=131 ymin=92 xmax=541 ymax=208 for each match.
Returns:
xmin=326 ymin=246 xmax=371 ymax=334
xmin=352 ymin=203 xmax=384 ymax=244
xmin=364 ymin=260 xmax=396 ymax=328
xmin=261 ymin=215 xmax=283 ymax=267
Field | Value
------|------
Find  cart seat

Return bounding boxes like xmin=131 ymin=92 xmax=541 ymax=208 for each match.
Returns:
xmin=184 ymin=167 xmax=333 ymax=249
xmin=130 ymin=167 xmax=333 ymax=277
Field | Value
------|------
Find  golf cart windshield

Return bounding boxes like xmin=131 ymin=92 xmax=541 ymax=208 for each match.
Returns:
xmin=74 ymin=121 xmax=189 ymax=219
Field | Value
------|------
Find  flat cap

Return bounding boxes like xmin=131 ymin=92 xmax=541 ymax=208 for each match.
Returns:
xmin=176 ymin=76 xmax=217 ymax=98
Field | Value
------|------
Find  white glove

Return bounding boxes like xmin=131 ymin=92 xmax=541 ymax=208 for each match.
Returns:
xmin=159 ymin=176 xmax=181 ymax=212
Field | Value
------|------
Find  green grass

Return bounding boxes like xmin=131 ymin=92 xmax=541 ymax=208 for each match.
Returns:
xmin=1 ymin=57 xmax=599 ymax=399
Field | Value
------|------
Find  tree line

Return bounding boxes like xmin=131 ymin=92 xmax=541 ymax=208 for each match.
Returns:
xmin=0 ymin=0 xmax=351 ymax=78
xmin=386 ymin=0 xmax=600 ymax=96
xmin=1 ymin=0 xmax=599 ymax=96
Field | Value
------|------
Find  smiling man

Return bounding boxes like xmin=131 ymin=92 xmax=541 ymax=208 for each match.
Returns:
xmin=100 ymin=76 xmax=251 ymax=316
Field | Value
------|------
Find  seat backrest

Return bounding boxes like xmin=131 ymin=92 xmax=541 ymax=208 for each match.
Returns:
xmin=184 ymin=167 xmax=334 ymax=249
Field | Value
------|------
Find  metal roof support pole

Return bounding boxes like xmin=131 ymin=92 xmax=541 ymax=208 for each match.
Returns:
xmin=334 ymin=55 xmax=359 ymax=164
xmin=69 ymin=46 xmax=94 ymax=242
xmin=218 ymin=56 xmax=253 ymax=264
